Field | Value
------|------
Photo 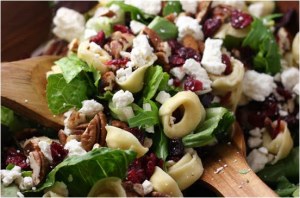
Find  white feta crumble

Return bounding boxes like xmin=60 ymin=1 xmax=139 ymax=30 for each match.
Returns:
xmin=1 ymin=166 xmax=22 ymax=186
xmin=281 ymin=67 xmax=299 ymax=91
xmin=249 ymin=127 xmax=263 ymax=137
xmin=293 ymin=83 xmax=299 ymax=95
xmin=78 ymin=99 xmax=104 ymax=118
xmin=279 ymin=110 xmax=288 ymax=117
xmin=116 ymin=66 xmax=133 ymax=83
xmin=248 ymin=2 xmax=264 ymax=18
xmin=143 ymin=103 xmax=155 ymax=133
xmin=242 ymin=70 xmax=276 ymax=101
xmin=183 ymin=58 xmax=212 ymax=92
xmin=17 ymin=191 xmax=24 ymax=198
xmin=175 ymin=16 xmax=204 ymax=41
xmin=170 ymin=67 xmax=185 ymax=80
xmin=247 ymin=137 xmax=262 ymax=149
xmin=83 ymin=29 xmax=98 ymax=40
xmin=38 ymin=141 xmax=53 ymax=162
xmin=155 ymin=91 xmax=171 ymax=104
xmin=52 ymin=7 xmax=85 ymax=42
xmin=142 ymin=180 xmax=154 ymax=195
xmin=130 ymin=20 xmax=146 ymax=34
xmin=201 ymin=38 xmax=226 ymax=75
xmin=19 ymin=176 xmax=33 ymax=190
xmin=180 ymin=0 xmax=197 ymax=14
xmin=112 ymin=90 xmax=134 ymax=108
xmin=258 ymin=147 xmax=269 ymax=155
xmin=247 ymin=149 xmax=269 ymax=172
xmin=127 ymin=34 xmax=157 ymax=68
xmin=64 ymin=139 xmax=87 ymax=157
xmin=125 ymin=0 xmax=161 ymax=15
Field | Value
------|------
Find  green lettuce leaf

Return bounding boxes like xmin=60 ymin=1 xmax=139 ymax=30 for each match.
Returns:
xmin=275 ymin=176 xmax=298 ymax=197
xmin=128 ymin=99 xmax=159 ymax=128
xmin=1 ymin=106 xmax=14 ymax=128
xmin=46 ymin=74 xmax=91 ymax=114
xmin=148 ymin=16 xmax=178 ymax=40
xmin=242 ymin=18 xmax=281 ymax=75
xmin=30 ymin=148 xmax=136 ymax=197
xmin=182 ymin=107 xmax=235 ymax=148
xmin=162 ymin=1 xmax=182 ymax=16
xmin=152 ymin=126 xmax=169 ymax=161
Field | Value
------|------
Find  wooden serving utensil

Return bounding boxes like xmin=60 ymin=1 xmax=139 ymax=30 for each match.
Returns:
xmin=1 ymin=56 xmax=277 ymax=197
xmin=1 ymin=56 xmax=64 ymax=129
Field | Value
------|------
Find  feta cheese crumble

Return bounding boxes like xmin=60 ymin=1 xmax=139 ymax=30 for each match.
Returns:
xmin=183 ymin=59 xmax=212 ymax=92
xmin=125 ymin=0 xmax=161 ymax=15
xmin=78 ymin=99 xmax=104 ymax=118
xmin=170 ymin=67 xmax=185 ymax=80
xmin=130 ymin=20 xmax=146 ymax=34
xmin=242 ymin=70 xmax=276 ymax=101
xmin=175 ymin=16 xmax=204 ymax=41
xmin=64 ymin=139 xmax=87 ymax=157
xmin=112 ymin=90 xmax=135 ymax=108
xmin=155 ymin=91 xmax=171 ymax=104
xmin=142 ymin=180 xmax=154 ymax=195
xmin=127 ymin=35 xmax=157 ymax=68
xmin=247 ymin=149 xmax=269 ymax=172
xmin=180 ymin=0 xmax=198 ymax=14
xmin=116 ymin=66 xmax=133 ymax=83
xmin=1 ymin=166 xmax=22 ymax=186
xmin=281 ymin=67 xmax=299 ymax=91
xmin=201 ymin=38 xmax=226 ymax=75
xmin=248 ymin=2 xmax=265 ymax=17
xmin=53 ymin=7 xmax=85 ymax=42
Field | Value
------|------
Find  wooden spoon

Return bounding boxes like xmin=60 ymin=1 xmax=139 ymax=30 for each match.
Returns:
xmin=199 ymin=123 xmax=278 ymax=197
xmin=1 ymin=56 xmax=277 ymax=197
xmin=1 ymin=56 xmax=64 ymax=129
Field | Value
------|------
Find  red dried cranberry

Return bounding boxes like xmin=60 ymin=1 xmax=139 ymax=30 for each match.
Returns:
xmin=50 ymin=141 xmax=68 ymax=165
xmin=168 ymin=40 xmax=183 ymax=53
xmin=231 ymin=10 xmax=253 ymax=29
xmin=276 ymin=86 xmax=292 ymax=100
xmin=184 ymin=77 xmax=203 ymax=92
xmin=127 ymin=169 xmax=146 ymax=184
xmin=106 ymin=58 xmax=129 ymax=66
xmin=203 ymin=18 xmax=222 ymax=37
xmin=173 ymin=78 xmax=182 ymax=87
xmin=176 ymin=47 xmax=201 ymax=62
xmin=90 ymin=31 xmax=106 ymax=47
xmin=169 ymin=55 xmax=186 ymax=67
xmin=222 ymin=54 xmax=233 ymax=75
xmin=5 ymin=148 xmax=29 ymax=169
xmin=113 ymin=24 xmax=132 ymax=34
xmin=127 ymin=128 xmax=145 ymax=144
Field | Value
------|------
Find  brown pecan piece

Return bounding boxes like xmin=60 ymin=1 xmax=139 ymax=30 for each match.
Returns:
xmin=29 ymin=150 xmax=49 ymax=186
xmin=143 ymin=27 xmax=162 ymax=50
xmin=68 ymin=38 xmax=80 ymax=53
xmin=212 ymin=5 xmax=233 ymax=23
xmin=122 ymin=181 xmax=140 ymax=197
xmin=66 ymin=111 xmax=86 ymax=130
xmin=101 ymin=71 xmax=116 ymax=91
xmin=22 ymin=136 xmax=52 ymax=154
xmin=81 ymin=112 xmax=107 ymax=151
xmin=58 ymin=130 xmax=67 ymax=145
xmin=196 ymin=1 xmax=211 ymax=23
xmin=164 ymin=13 xmax=177 ymax=23
xmin=111 ymin=120 xmax=129 ymax=131
xmin=151 ymin=191 xmax=170 ymax=197
xmin=182 ymin=35 xmax=199 ymax=53
xmin=104 ymin=32 xmax=134 ymax=58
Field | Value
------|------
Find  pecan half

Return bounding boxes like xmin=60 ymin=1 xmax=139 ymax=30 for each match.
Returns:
xmin=104 ymin=32 xmax=134 ymax=58
xmin=196 ymin=1 xmax=211 ymax=23
xmin=182 ymin=35 xmax=199 ymax=52
xmin=66 ymin=111 xmax=86 ymax=130
xmin=111 ymin=120 xmax=129 ymax=131
xmin=29 ymin=150 xmax=49 ymax=186
xmin=101 ymin=71 xmax=116 ymax=91
xmin=81 ymin=112 xmax=107 ymax=151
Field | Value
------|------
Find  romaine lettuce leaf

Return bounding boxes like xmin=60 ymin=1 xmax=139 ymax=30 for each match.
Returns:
xmin=182 ymin=107 xmax=235 ymax=148
xmin=152 ymin=126 xmax=169 ymax=161
xmin=30 ymin=148 xmax=136 ymax=197
xmin=148 ymin=16 xmax=178 ymax=40
xmin=162 ymin=1 xmax=182 ymax=17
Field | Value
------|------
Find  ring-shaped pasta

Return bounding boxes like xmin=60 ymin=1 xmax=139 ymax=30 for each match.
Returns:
xmin=292 ymin=32 xmax=299 ymax=65
xmin=150 ymin=166 xmax=183 ymax=197
xmin=77 ymin=40 xmax=111 ymax=74
xmin=105 ymin=126 xmax=148 ymax=158
xmin=159 ymin=91 xmax=205 ymax=139
xmin=43 ymin=181 xmax=68 ymax=197
xmin=168 ymin=149 xmax=204 ymax=190
xmin=87 ymin=177 xmax=126 ymax=197
xmin=209 ymin=57 xmax=245 ymax=111
xmin=116 ymin=65 xmax=151 ymax=93
xmin=262 ymin=120 xmax=294 ymax=164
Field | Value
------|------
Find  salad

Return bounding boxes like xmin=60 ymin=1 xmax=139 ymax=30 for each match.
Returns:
xmin=1 ymin=0 xmax=299 ymax=197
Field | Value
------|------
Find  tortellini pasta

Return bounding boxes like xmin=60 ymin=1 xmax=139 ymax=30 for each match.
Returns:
xmin=292 ymin=32 xmax=299 ymax=65
xmin=150 ymin=166 xmax=183 ymax=197
xmin=116 ymin=65 xmax=150 ymax=93
xmin=209 ymin=57 xmax=245 ymax=111
xmin=87 ymin=177 xmax=126 ymax=197
xmin=77 ymin=40 xmax=111 ymax=74
xmin=168 ymin=149 xmax=204 ymax=190
xmin=262 ymin=120 xmax=294 ymax=164
xmin=43 ymin=181 xmax=68 ymax=197
xmin=105 ymin=126 xmax=148 ymax=158
xmin=159 ymin=91 xmax=205 ymax=139
xmin=248 ymin=1 xmax=275 ymax=18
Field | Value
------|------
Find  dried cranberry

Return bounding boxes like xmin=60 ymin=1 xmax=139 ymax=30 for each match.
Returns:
xmin=276 ymin=86 xmax=292 ymax=100
xmin=113 ymin=24 xmax=132 ymax=34
xmin=127 ymin=128 xmax=145 ymax=144
xmin=230 ymin=10 xmax=253 ymax=29
xmin=203 ymin=18 xmax=222 ymax=37
xmin=169 ymin=55 xmax=185 ymax=67
xmin=5 ymin=148 xmax=29 ymax=169
xmin=127 ymin=169 xmax=146 ymax=184
xmin=173 ymin=78 xmax=182 ymax=87
xmin=50 ymin=141 xmax=68 ymax=165
xmin=168 ymin=40 xmax=183 ymax=53
xmin=90 ymin=31 xmax=106 ymax=47
xmin=169 ymin=139 xmax=184 ymax=157
xmin=184 ymin=77 xmax=203 ymax=92
xmin=222 ymin=54 xmax=233 ymax=75
xmin=106 ymin=58 xmax=129 ymax=67
xmin=176 ymin=47 xmax=201 ymax=61
xmin=199 ymin=93 xmax=214 ymax=108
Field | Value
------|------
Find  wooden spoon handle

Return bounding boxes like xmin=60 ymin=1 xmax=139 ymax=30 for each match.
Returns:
xmin=1 ymin=56 xmax=63 ymax=129
xmin=200 ymin=143 xmax=278 ymax=197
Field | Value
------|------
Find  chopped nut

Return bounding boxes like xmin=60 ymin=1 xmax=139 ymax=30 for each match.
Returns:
xmin=101 ymin=71 xmax=116 ymax=91
xmin=29 ymin=150 xmax=49 ymax=186
xmin=182 ymin=35 xmax=199 ymax=52
xmin=122 ymin=181 xmax=140 ymax=197
xmin=212 ymin=5 xmax=233 ymax=23
xmin=133 ymin=183 xmax=144 ymax=196
xmin=68 ymin=38 xmax=79 ymax=53
xmin=151 ymin=191 xmax=170 ymax=197
xmin=58 ymin=130 xmax=67 ymax=145
xmin=66 ymin=135 xmax=81 ymax=143
xmin=164 ymin=13 xmax=176 ymax=23
xmin=111 ymin=120 xmax=129 ymax=130
xmin=66 ymin=111 xmax=86 ymax=130
xmin=104 ymin=32 xmax=134 ymax=58
xmin=143 ymin=27 xmax=162 ymax=50
xmin=196 ymin=1 xmax=211 ymax=23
